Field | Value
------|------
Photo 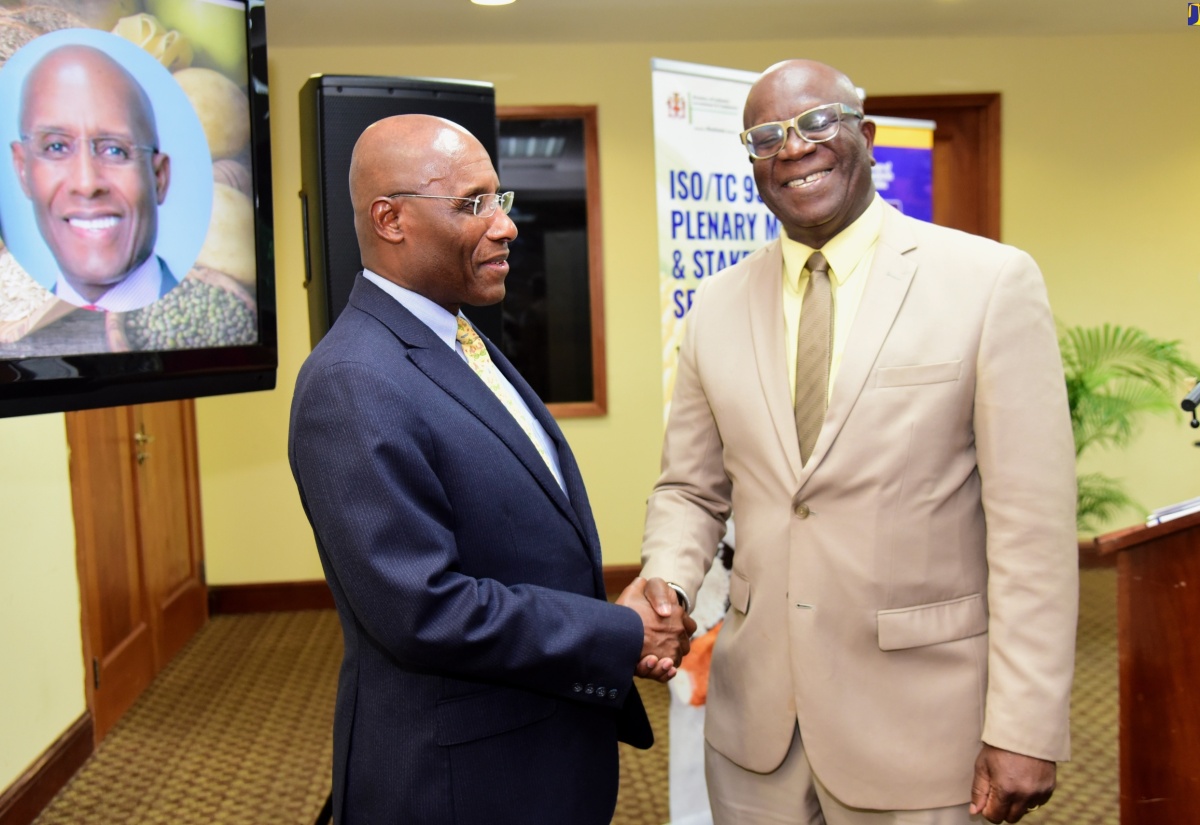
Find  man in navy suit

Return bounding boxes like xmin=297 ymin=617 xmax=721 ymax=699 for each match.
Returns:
xmin=289 ymin=114 xmax=694 ymax=825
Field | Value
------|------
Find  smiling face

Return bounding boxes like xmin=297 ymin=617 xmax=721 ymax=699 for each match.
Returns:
xmin=352 ymin=115 xmax=517 ymax=315
xmin=743 ymin=60 xmax=876 ymax=248
xmin=397 ymin=134 xmax=516 ymax=313
xmin=11 ymin=46 xmax=169 ymax=301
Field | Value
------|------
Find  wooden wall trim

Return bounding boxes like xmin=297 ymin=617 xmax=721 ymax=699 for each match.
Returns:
xmin=603 ymin=564 xmax=641 ymax=597
xmin=0 ymin=713 xmax=93 ymax=825
xmin=208 ymin=580 xmax=334 ymax=614
xmin=1078 ymin=539 xmax=1117 ymax=569
xmin=212 ymin=570 xmax=648 ymax=610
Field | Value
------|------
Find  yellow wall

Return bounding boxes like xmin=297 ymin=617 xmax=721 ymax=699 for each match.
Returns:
xmin=0 ymin=413 xmax=85 ymax=790
xmin=200 ymin=31 xmax=1200 ymax=585
xmin=4 ymin=28 xmax=1199 ymax=788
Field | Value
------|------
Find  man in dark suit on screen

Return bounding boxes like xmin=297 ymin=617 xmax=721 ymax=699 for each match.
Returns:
xmin=288 ymin=113 xmax=693 ymax=825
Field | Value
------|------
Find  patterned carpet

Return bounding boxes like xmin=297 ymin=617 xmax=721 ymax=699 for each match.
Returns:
xmin=32 ymin=611 xmax=341 ymax=825
xmin=32 ymin=569 xmax=1116 ymax=824
xmin=1042 ymin=567 xmax=1119 ymax=825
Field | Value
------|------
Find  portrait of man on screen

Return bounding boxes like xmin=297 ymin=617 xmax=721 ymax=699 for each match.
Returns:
xmin=10 ymin=43 xmax=174 ymax=311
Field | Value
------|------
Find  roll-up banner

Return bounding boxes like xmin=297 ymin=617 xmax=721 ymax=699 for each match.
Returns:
xmin=651 ymin=58 xmax=934 ymax=418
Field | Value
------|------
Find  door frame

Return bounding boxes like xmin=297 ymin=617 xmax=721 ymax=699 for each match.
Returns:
xmin=866 ymin=93 xmax=1001 ymax=241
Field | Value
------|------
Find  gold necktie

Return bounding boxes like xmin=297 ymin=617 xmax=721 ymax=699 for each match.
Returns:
xmin=455 ymin=317 xmax=556 ymax=472
xmin=794 ymin=251 xmax=832 ymax=466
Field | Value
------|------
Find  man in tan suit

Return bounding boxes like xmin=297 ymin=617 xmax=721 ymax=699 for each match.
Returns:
xmin=640 ymin=59 xmax=1078 ymax=824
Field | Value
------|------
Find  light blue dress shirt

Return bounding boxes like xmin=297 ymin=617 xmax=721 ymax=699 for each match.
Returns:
xmin=363 ymin=269 xmax=567 ymax=494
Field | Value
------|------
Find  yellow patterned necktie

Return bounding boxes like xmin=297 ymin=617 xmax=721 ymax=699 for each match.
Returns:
xmin=455 ymin=317 xmax=556 ymax=472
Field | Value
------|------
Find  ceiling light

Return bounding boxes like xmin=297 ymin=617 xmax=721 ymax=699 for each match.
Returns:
xmin=472 ymin=0 xmax=515 ymax=5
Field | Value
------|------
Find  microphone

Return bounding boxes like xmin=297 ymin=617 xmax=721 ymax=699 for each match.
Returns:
xmin=1183 ymin=381 xmax=1200 ymax=428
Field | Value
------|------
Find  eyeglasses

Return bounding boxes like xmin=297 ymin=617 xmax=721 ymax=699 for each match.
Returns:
xmin=385 ymin=191 xmax=515 ymax=218
xmin=19 ymin=131 xmax=158 ymax=167
xmin=739 ymin=103 xmax=864 ymax=160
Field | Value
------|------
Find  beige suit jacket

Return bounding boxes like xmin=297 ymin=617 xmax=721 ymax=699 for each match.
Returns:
xmin=641 ymin=204 xmax=1078 ymax=810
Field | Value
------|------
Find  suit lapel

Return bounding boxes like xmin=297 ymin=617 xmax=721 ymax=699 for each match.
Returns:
xmin=156 ymin=257 xmax=178 ymax=298
xmin=350 ymin=276 xmax=585 ymax=538
xmin=746 ymin=241 xmax=803 ymax=485
xmin=493 ymin=353 xmax=605 ymax=590
xmin=803 ymin=209 xmax=918 ymax=476
xmin=412 ymin=340 xmax=582 ymax=528
xmin=486 ymin=340 xmax=587 ymax=534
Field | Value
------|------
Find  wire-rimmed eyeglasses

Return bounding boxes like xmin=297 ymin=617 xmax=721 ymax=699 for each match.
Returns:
xmin=385 ymin=191 xmax=515 ymax=218
xmin=19 ymin=131 xmax=158 ymax=167
xmin=739 ymin=103 xmax=864 ymax=160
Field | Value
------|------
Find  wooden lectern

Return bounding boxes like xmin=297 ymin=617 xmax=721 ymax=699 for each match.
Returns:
xmin=1094 ymin=510 xmax=1200 ymax=825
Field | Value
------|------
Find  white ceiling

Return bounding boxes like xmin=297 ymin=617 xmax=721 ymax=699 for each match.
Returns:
xmin=265 ymin=0 xmax=1184 ymax=49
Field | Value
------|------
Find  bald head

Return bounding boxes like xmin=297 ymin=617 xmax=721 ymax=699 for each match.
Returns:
xmin=348 ymin=114 xmax=481 ymax=250
xmin=11 ymin=43 xmax=170 ymax=303
xmin=348 ymin=114 xmax=516 ymax=313
xmin=747 ymin=60 xmax=863 ymax=127
xmin=742 ymin=59 xmax=876 ymax=248
xmin=20 ymin=45 xmax=158 ymax=146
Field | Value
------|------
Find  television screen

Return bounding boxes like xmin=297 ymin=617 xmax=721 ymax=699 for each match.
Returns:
xmin=0 ymin=0 xmax=274 ymax=418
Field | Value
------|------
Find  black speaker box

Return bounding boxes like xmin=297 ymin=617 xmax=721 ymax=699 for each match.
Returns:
xmin=298 ymin=75 xmax=501 ymax=347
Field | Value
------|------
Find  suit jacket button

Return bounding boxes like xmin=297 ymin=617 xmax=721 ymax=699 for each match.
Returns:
xmin=608 ymin=690 xmax=618 ymax=700
xmin=585 ymin=683 xmax=595 ymax=694
xmin=793 ymin=502 xmax=810 ymax=519
xmin=573 ymin=682 xmax=583 ymax=693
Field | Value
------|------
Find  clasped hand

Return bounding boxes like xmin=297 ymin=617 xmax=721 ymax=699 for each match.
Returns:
xmin=969 ymin=744 xmax=1056 ymax=823
xmin=616 ymin=576 xmax=696 ymax=683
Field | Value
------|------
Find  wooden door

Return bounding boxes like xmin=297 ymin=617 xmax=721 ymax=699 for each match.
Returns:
xmin=866 ymin=94 xmax=1001 ymax=241
xmin=131 ymin=402 xmax=207 ymax=669
xmin=66 ymin=399 xmax=208 ymax=742
xmin=67 ymin=406 xmax=157 ymax=740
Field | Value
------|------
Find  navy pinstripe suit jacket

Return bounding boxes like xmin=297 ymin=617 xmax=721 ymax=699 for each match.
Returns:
xmin=289 ymin=275 xmax=652 ymax=825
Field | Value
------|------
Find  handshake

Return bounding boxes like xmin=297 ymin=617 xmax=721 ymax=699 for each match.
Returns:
xmin=616 ymin=576 xmax=697 ymax=683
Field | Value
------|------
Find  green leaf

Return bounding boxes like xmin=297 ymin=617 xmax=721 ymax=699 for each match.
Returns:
xmin=1075 ymin=472 xmax=1143 ymax=534
xmin=1059 ymin=323 xmax=1198 ymax=533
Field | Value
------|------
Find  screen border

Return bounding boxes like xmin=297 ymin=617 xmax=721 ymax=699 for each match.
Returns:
xmin=0 ymin=0 xmax=276 ymax=419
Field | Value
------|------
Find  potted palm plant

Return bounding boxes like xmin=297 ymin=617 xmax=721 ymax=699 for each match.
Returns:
xmin=1059 ymin=323 xmax=1199 ymax=534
